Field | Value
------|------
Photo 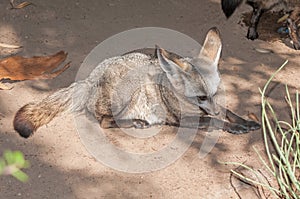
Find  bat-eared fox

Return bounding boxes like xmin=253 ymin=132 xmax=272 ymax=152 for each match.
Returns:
xmin=14 ymin=28 xmax=260 ymax=138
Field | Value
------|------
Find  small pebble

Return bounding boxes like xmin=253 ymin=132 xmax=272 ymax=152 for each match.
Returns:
xmin=277 ymin=27 xmax=289 ymax=34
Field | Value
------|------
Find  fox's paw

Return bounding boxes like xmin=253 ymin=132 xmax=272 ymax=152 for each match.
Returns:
xmin=225 ymin=124 xmax=249 ymax=134
xmin=246 ymin=120 xmax=261 ymax=131
xmin=133 ymin=119 xmax=150 ymax=129
xmin=225 ymin=121 xmax=260 ymax=134
xmin=247 ymin=28 xmax=259 ymax=40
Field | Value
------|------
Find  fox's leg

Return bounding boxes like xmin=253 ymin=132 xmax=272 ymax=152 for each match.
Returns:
xmin=99 ymin=116 xmax=150 ymax=129
xmin=223 ymin=119 xmax=259 ymax=134
xmin=224 ymin=108 xmax=260 ymax=131
xmin=246 ymin=2 xmax=264 ymax=40
xmin=167 ymin=116 xmax=257 ymax=134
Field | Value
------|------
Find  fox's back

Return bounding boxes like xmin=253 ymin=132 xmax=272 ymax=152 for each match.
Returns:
xmin=86 ymin=52 xmax=173 ymax=124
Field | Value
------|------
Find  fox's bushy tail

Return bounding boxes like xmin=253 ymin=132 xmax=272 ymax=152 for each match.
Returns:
xmin=13 ymin=81 xmax=92 ymax=138
xmin=221 ymin=0 xmax=243 ymax=18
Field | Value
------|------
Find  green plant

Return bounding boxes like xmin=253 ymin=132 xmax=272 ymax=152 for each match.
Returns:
xmin=224 ymin=61 xmax=300 ymax=199
xmin=260 ymin=61 xmax=300 ymax=198
xmin=0 ymin=150 xmax=29 ymax=182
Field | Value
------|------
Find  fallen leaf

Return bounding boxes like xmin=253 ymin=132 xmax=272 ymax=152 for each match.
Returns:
xmin=0 ymin=42 xmax=22 ymax=49
xmin=0 ymin=51 xmax=71 ymax=81
xmin=0 ymin=82 xmax=13 ymax=90
xmin=277 ymin=14 xmax=289 ymax=23
xmin=10 ymin=0 xmax=32 ymax=9
xmin=248 ymin=113 xmax=259 ymax=122
xmin=254 ymin=48 xmax=273 ymax=54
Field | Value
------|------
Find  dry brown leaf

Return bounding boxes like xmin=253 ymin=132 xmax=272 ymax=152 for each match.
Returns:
xmin=0 ymin=82 xmax=13 ymax=90
xmin=0 ymin=42 xmax=22 ymax=49
xmin=0 ymin=51 xmax=71 ymax=81
xmin=254 ymin=48 xmax=273 ymax=54
xmin=248 ymin=113 xmax=259 ymax=122
xmin=10 ymin=0 xmax=32 ymax=9
xmin=277 ymin=14 xmax=289 ymax=23
xmin=14 ymin=1 xmax=32 ymax=9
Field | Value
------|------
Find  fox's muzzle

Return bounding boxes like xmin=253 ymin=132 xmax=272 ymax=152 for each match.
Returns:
xmin=198 ymin=98 xmax=220 ymax=116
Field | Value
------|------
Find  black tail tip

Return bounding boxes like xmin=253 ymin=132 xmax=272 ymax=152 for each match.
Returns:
xmin=14 ymin=124 xmax=34 ymax=138
xmin=221 ymin=0 xmax=243 ymax=18
xmin=13 ymin=109 xmax=35 ymax=138
xmin=222 ymin=9 xmax=235 ymax=18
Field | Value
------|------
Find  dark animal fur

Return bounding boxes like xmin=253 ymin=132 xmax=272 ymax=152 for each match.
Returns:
xmin=221 ymin=0 xmax=300 ymax=49
xmin=14 ymin=104 xmax=36 ymax=138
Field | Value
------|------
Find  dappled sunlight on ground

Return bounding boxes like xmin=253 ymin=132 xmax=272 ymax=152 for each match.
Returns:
xmin=1 ymin=0 xmax=300 ymax=198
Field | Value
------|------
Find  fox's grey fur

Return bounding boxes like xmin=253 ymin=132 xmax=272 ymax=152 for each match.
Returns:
xmin=14 ymin=28 xmax=260 ymax=138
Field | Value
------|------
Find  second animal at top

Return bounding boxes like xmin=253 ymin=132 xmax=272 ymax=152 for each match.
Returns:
xmin=221 ymin=0 xmax=300 ymax=49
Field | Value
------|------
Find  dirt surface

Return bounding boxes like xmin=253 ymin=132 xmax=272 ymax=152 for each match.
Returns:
xmin=0 ymin=0 xmax=300 ymax=199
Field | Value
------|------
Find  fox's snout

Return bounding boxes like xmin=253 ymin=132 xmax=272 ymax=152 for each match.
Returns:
xmin=198 ymin=97 xmax=221 ymax=116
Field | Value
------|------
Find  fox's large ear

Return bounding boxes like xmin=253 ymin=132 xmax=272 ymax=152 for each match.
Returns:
xmin=156 ymin=45 xmax=190 ymax=74
xmin=199 ymin=27 xmax=222 ymax=67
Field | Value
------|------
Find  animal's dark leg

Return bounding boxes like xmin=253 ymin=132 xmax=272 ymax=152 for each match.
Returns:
xmin=167 ymin=115 xmax=258 ymax=134
xmin=247 ymin=3 xmax=264 ymax=40
xmin=100 ymin=116 xmax=150 ymax=129
xmin=224 ymin=108 xmax=260 ymax=131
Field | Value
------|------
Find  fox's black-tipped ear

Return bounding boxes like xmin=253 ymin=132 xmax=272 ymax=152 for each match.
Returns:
xmin=156 ymin=45 xmax=175 ymax=73
xmin=156 ymin=45 xmax=170 ymax=68
xmin=156 ymin=45 xmax=190 ymax=73
xmin=221 ymin=0 xmax=243 ymax=18
xmin=199 ymin=27 xmax=222 ymax=68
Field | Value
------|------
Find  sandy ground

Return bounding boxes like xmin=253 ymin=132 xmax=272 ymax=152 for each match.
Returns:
xmin=0 ymin=0 xmax=300 ymax=198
